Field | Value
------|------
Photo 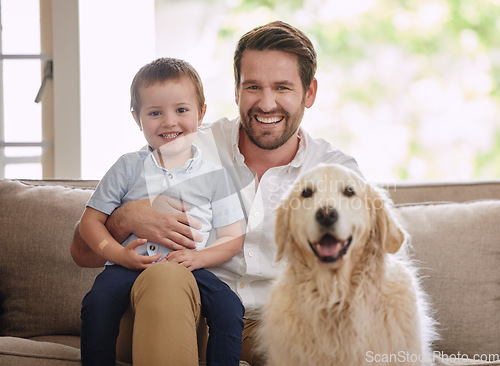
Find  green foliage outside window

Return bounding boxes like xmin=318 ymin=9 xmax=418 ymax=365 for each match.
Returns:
xmin=215 ymin=0 xmax=500 ymax=180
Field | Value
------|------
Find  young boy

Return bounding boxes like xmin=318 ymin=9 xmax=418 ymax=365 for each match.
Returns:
xmin=79 ymin=58 xmax=245 ymax=366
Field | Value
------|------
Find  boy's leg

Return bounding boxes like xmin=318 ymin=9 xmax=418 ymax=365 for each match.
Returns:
xmin=193 ymin=268 xmax=244 ymax=366
xmin=129 ymin=262 xmax=201 ymax=366
xmin=116 ymin=305 xmax=134 ymax=363
xmin=81 ymin=265 xmax=140 ymax=366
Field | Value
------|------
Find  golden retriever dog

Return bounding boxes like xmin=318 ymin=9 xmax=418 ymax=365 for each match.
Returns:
xmin=259 ymin=164 xmax=436 ymax=366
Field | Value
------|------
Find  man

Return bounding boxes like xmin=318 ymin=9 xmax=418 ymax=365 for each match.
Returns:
xmin=71 ymin=21 xmax=361 ymax=365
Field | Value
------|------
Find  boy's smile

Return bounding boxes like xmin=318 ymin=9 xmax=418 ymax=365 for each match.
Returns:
xmin=160 ymin=132 xmax=182 ymax=140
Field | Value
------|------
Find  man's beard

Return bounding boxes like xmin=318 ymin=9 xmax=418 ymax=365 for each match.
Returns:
xmin=240 ymin=106 xmax=304 ymax=150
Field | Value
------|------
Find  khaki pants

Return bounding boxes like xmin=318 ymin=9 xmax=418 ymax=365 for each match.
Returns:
xmin=115 ymin=262 xmax=264 ymax=366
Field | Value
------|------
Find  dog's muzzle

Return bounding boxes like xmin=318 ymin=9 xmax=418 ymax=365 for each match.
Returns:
xmin=308 ymin=234 xmax=352 ymax=263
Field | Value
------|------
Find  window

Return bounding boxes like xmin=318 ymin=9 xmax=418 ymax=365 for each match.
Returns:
xmin=0 ymin=0 xmax=82 ymax=179
xmin=1 ymin=0 xmax=499 ymax=181
xmin=0 ymin=0 xmax=154 ymax=179
xmin=155 ymin=0 xmax=500 ymax=181
xmin=0 ymin=0 xmax=43 ymax=178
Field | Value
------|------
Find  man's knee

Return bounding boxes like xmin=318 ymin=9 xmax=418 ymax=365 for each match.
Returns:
xmin=133 ymin=262 xmax=196 ymax=294
xmin=130 ymin=262 xmax=201 ymax=313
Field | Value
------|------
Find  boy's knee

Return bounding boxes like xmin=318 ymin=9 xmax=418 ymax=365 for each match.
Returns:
xmin=82 ymin=290 xmax=125 ymax=312
xmin=214 ymin=289 xmax=243 ymax=311
xmin=204 ymin=290 xmax=244 ymax=331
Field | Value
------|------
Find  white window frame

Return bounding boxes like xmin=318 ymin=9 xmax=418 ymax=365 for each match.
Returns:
xmin=43 ymin=0 xmax=81 ymax=178
xmin=1 ymin=0 xmax=154 ymax=179
xmin=0 ymin=0 xmax=81 ymax=179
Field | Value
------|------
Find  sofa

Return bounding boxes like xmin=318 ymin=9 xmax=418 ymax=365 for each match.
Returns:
xmin=0 ymin=178 xmax=499 ymax=365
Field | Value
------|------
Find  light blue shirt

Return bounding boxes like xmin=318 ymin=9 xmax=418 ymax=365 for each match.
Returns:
xmin=86 ymin=145 xmax=244 ymax=265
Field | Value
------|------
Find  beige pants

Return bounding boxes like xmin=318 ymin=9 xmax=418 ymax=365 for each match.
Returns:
xmin=115 ymin=262 xmax=264 ymax=366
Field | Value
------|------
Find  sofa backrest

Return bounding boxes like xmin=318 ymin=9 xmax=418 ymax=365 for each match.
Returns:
xmin=385 ymin=180 xmax=500 ymax=204
xmin=0 ymin=179 xmax=101 ymax=338
xmin=387 ymin=180 xmax=500 ymax=360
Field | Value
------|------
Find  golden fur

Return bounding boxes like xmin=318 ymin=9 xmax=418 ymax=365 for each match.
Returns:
xmin=259 ymin=164 xmax=436 ymax=366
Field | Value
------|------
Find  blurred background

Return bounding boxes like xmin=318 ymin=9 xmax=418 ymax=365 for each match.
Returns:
xmin=1 ymin=0 xmax=499 ymax=181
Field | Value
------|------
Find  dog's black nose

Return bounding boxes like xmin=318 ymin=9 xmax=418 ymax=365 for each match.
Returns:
xmin=316 ymin=206 xmax=338 ymax=227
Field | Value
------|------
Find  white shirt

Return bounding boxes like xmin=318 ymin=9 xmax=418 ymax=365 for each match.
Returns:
xmin=194 ymin=117 xmax=362 ymax=319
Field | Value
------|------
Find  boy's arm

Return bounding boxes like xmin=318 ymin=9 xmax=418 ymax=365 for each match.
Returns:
xmin=200 ymin=221 xmax=244 ymax=267
xmin=166 ymin=220 xmax=244 ymax=270
xmin=79 ymin=207 xmax=161 ymax=270
xmin=71 ymin=197 xmax=203 ymax=268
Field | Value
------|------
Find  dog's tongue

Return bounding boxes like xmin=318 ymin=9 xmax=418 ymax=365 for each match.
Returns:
xmin=318 ymin=234 xmax=342 ymax=258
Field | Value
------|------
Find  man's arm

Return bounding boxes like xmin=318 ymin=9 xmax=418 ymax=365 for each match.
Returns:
xmin=70 ymin=197 xmax=203 ymax=268
xmin=70 ymin=221 xmax=106 ymax=268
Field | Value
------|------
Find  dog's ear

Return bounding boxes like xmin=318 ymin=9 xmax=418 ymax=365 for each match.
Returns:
xmin=371 ymin=186 xmax=407 ymax=254
xmin=274 ymin=199 xmax=291 ymax=262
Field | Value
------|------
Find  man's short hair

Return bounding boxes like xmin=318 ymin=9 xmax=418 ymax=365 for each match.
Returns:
xmin=233 ymin=20 xmax=317 ymax=92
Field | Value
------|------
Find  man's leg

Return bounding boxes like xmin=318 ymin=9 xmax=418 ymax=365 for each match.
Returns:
xmin=193 ymin=269 xmax=244 ymax=366
xmin=128 ymin=262 xmax=201 ymax=366
xmin=81 ymin=265 xmax=140 ymax=366
xmin=241 ymin=319 xmax=265 ymax=366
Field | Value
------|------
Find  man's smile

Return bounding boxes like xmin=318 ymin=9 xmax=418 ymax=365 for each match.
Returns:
xmin=255 ymin=116 xmax=284 ymax=124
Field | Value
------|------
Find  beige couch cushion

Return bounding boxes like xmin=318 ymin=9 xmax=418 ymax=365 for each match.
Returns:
xmin=0 ymin=180 xmax=100 ymax=337
xmin=0 ymin=336 xmax=132 ymax=366
xmin=395 ymin=200 xmax=500 ymax=360
xmin=0 ymin=337 xmax=81 ymax=365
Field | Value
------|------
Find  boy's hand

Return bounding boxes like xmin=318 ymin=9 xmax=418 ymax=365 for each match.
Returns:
xmin=107 ymin=196 xmax=203 ymax=251
xmin=116 ymin=238 xmax=162 ymax=270
xmin=166 ymin=249 xmax=203 ymax=271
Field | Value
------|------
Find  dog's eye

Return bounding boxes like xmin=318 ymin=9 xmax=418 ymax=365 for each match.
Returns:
xmin=343 ymin=186 xmax=355 ymax=197
xmin=302 ymin=187 xmax=314 ymax=198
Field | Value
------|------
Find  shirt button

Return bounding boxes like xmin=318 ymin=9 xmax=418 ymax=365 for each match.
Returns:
xmin=149 ymin=245 xmax=156 ymax=251
xmin=168 ymin=173 xmax=173 ymax=179
xmin=253 ymin=211 xmax=260 ymax=218
xmin=239 ymin=282 xmax=245 ymax=289
xmin=248 ymin=252 xmax=254 ymax=257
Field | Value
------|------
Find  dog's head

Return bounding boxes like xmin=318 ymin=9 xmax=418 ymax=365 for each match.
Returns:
xmin=275 ymin=164 xmax=406 ymax=269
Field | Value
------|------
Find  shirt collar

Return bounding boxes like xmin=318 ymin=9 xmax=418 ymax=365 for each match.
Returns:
xmin=288 ymin=129 xmax=307 ymax=168
xmin=147 ymin=144 xmax=202 ymax=173
xmin=230 ymin=118 xmax=245 ymax=165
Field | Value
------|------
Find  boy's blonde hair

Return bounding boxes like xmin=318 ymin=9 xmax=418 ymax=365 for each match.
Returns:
xmin=130 ymin=57 xmax=205 ymax=116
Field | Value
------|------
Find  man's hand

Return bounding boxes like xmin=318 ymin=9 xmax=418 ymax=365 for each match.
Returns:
xmin=106 ymin=195 xmax=203 ymax=251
